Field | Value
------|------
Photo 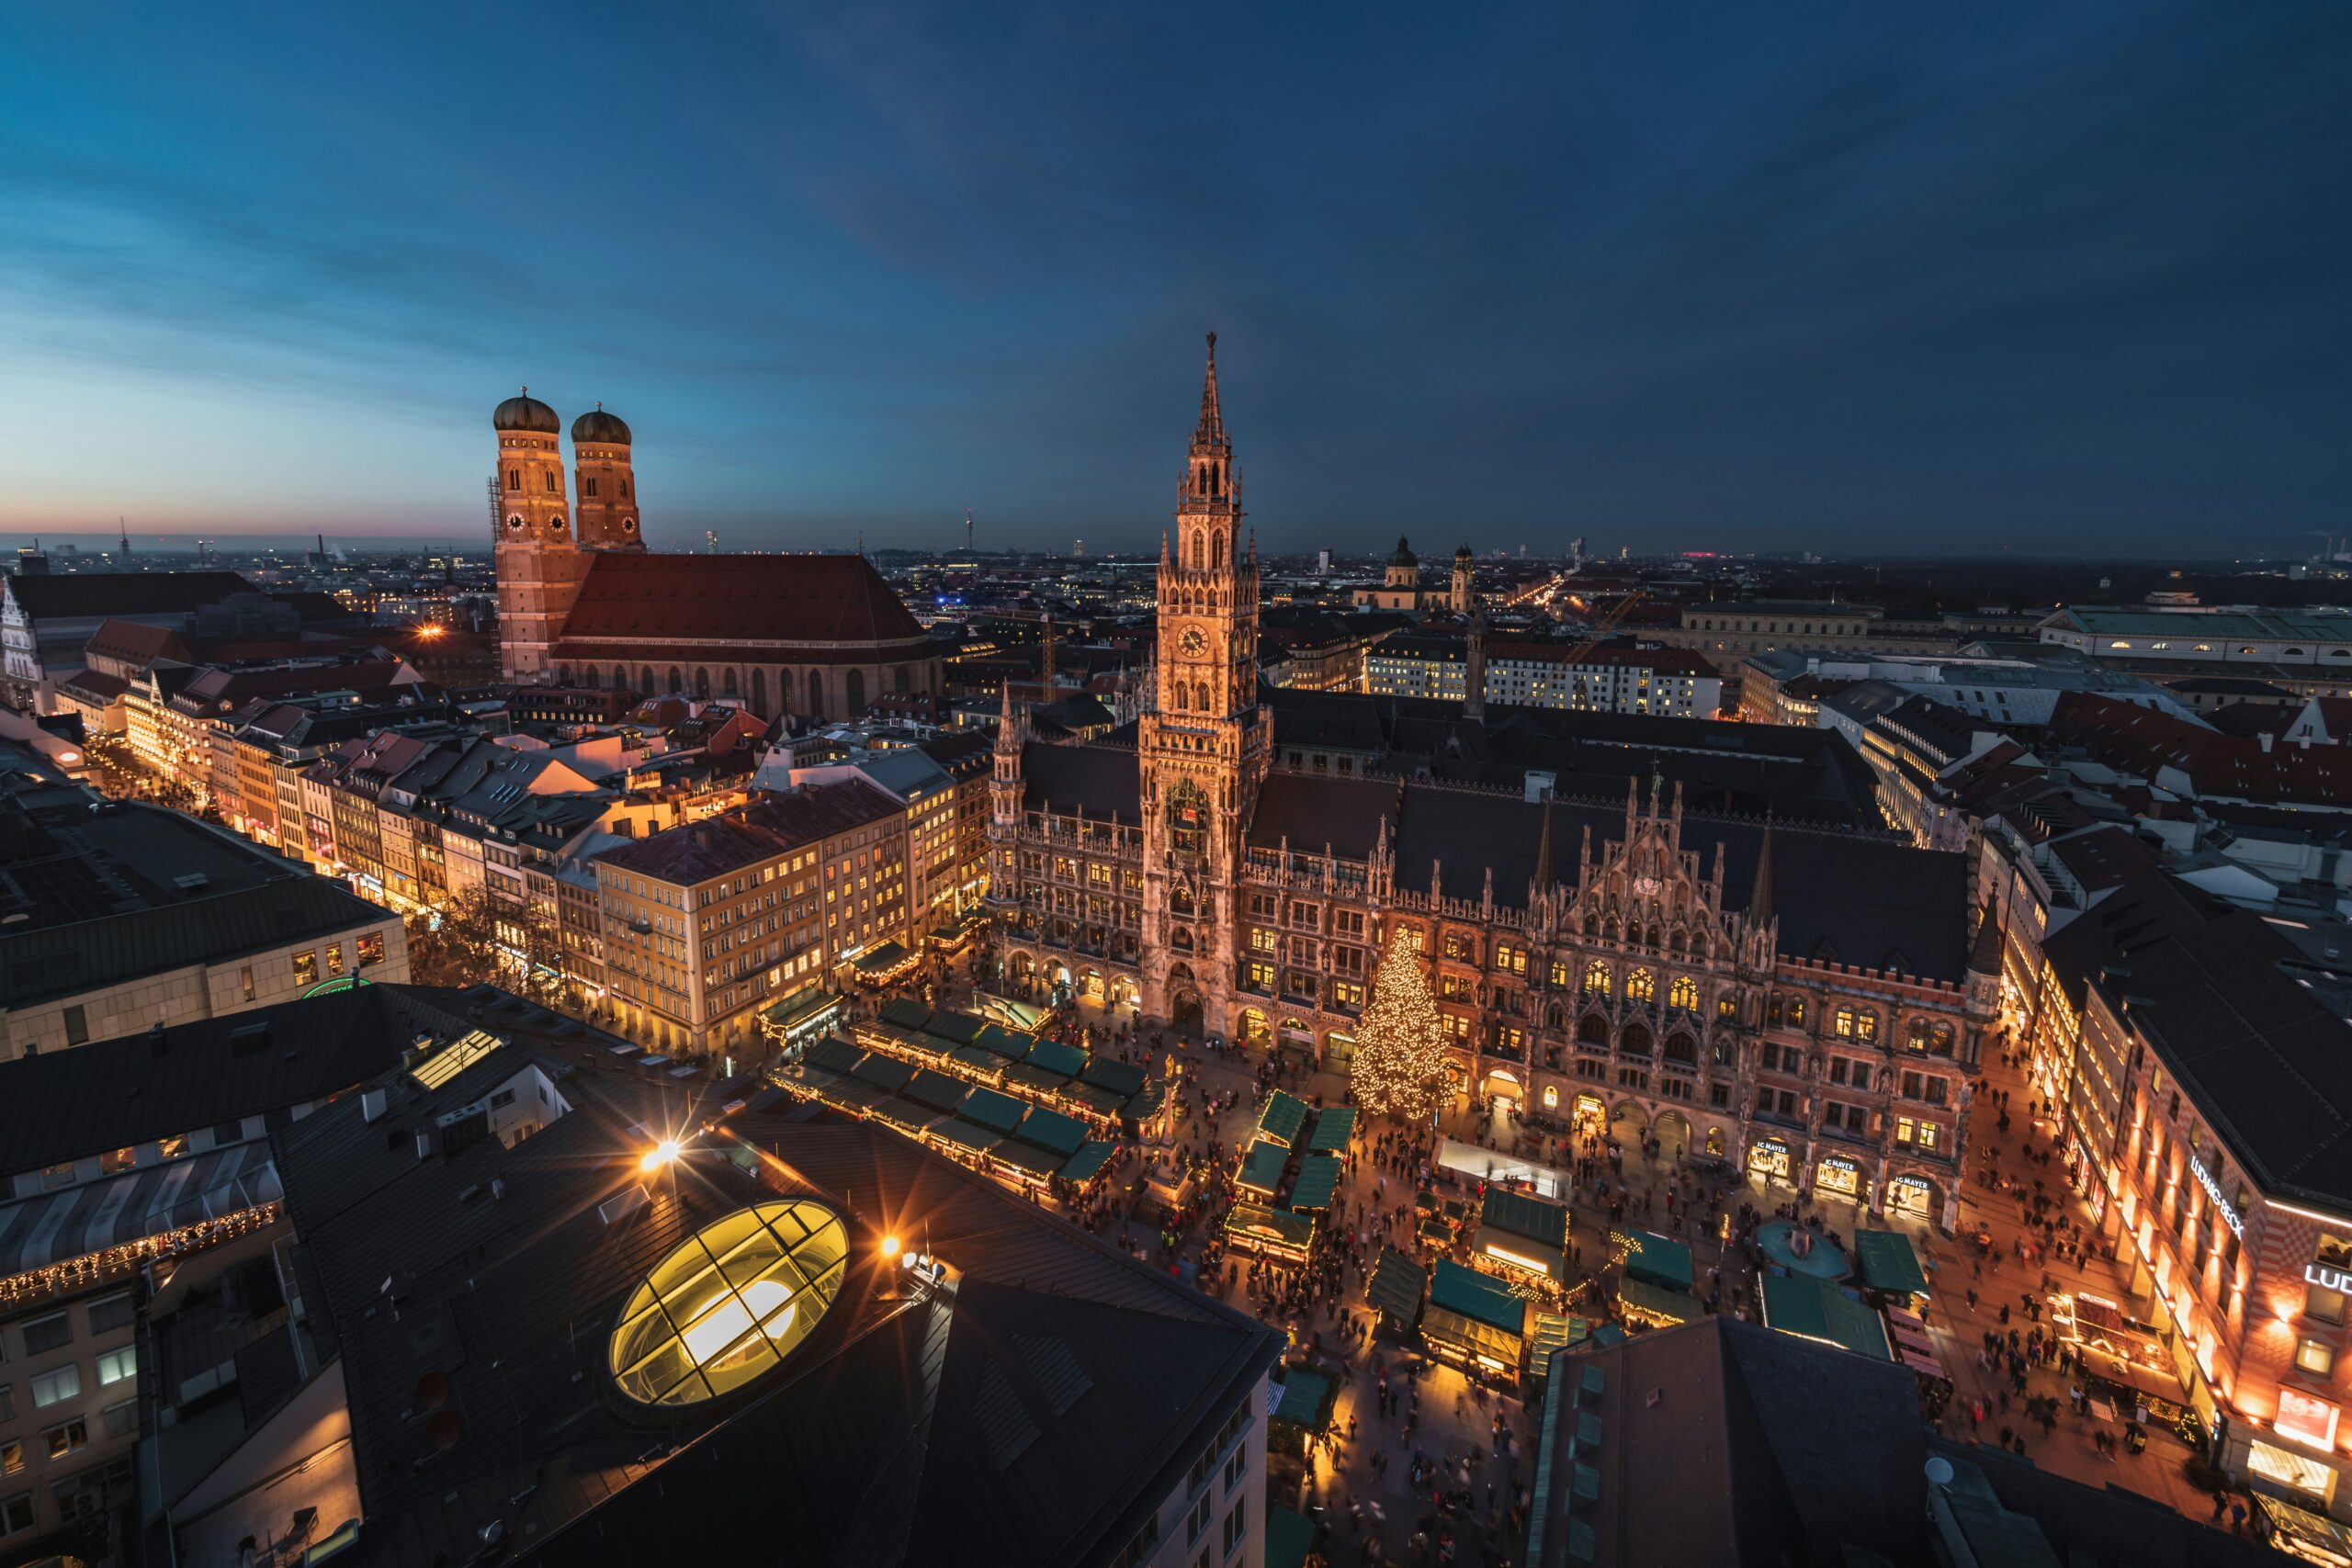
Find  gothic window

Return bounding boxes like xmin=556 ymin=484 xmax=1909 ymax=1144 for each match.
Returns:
xmin=1194 ymin=682 xmax=1211 ymax=713
xmin=808 ymin=669 xmax=826 ymax=720
xmin=1667 ymin=976 xmax=1698 ymax=1013
xmin=507 ymin=468 xmax=521 ymax=491
xmin=1172 ymin=684 xmax=1188 ymax=713
xmin=1189 ymin=532 xmax=1204 ymax=571
xmin=584 ymin=478 xmax=598 ymax=498
xmin=1626 ymin=968 xmax=1656 ymax=1003
xmin=846 ymin=669 xmax=865 ymax=715
xmin=640 ymin=666 xmax=655 ymax=694
xmin=1787 ymin=997 xmax=1806 ymax=1027
xmin=621 ymin=477 xmax=632 ymax=499
xmin=557 ymin=665 xmax=572 ymax=684
xmin=544 ymin=469 xmax=559 ymax=492
xmin=667 ymin=666 xmax=683 ymax=694
xmin=722 ymin=668 xmax=740 ymax=697
xmin=896 ymin=666 xmax=911 ymax=694
xmin=1582 ymin=961 xmax=1610 ymax=998
xmin=1213 ymin=532 xmax=1226 ymax=567
xmin=695 ymin=668 xmax=711 ymax=699
xmin=1930 ymin=1022 xmax=1955 ymax=1055
xmin=1665 ymin=1032 xmax=1697 ymax=1066
xmin=1621 ymin=1023 xmax=1654 ymax=1057
xmin=752 ymin=669 xmax=767 ymax=715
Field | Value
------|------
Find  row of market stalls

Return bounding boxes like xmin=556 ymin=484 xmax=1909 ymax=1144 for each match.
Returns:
xmin=1222 ymin=1095 xmax=1357 ymax=1265
xmin=1755 ymin=1229 xmax=1941 ymax=1380
xmin=846 ymin=998 xmax=1168 ymax=1142
xmin=779 ymin=1031 xmax=1121 ymax=1194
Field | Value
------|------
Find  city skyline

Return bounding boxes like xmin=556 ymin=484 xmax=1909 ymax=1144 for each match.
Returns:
xmin=3 ymin=3 xmax=2346 ymax=556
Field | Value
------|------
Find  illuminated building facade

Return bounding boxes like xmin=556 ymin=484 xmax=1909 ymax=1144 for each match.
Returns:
xmin=989 ymin=342 xmax=1989 ymax=1230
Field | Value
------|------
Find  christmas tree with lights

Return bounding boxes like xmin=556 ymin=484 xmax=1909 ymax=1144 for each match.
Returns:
xmin=1351 ymin=933 xmax=1453 ymax=1122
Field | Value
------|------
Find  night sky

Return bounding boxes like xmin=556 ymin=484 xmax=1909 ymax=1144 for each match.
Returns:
xmin=2 ymin=2 xmax=2345 ymax=556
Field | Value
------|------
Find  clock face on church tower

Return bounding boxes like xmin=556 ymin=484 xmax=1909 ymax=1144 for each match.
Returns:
xmin=1179 ymin=626 xmax=1205 ymax=656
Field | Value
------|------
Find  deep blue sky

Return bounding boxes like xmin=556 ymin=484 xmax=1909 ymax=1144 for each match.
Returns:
xmin=2 ymin=2 xmax=2346 ymax=557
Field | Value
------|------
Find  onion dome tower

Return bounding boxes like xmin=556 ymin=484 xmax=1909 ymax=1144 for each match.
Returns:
xmin=571 ymin=403 xmax=644 ymax=551
xmin=492 ymin=388 xmax=582 ymax=682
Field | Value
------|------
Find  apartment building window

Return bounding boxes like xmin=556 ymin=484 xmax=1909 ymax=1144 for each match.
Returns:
xmin=2307 ymin=1282 xmax=2346 ymax=1324
xmin=1188 ymin=1491 xmax=1213 ymax=1545
xmin=241 ymin=965 xmax=256 ymax=1002
xmin=85 ymin=1296 xmax=132 ymax=1336
xmin=0 ymin=1441 xmax=19 ymax=1478
xmin=44 ymin=1420 xmax=87 ymax=1461
xmin=1222 ymin=1495 xmax=1249 ymax=1558
xmin=95 ymin=1348 xmax=135 ymax=1388
xmin=102 ymin=1401 xmax=135 ymax=1439
xmin=23 ymin=1314 xmax=71 ymax=1357
xmin=63 ymin=1005 xmax=89 ymax=1047
xmin=30 ymin=1365 xmax=80 ymax=1410
xmin=357 ymin=931 xmax=386 ymax=967
xmin=293 ymin=950 xmax=318 ymax=987
xmin=2298 ymin=1338 xmax=2338 ymax=1377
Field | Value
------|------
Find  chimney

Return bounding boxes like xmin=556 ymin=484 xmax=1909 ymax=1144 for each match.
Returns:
xmin=2259 ymin=732 xmax=2274 ymax=753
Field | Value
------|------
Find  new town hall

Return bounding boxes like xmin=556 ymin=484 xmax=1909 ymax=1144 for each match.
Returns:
xmin=988 ymin=339 xmax=1996 ymax=1228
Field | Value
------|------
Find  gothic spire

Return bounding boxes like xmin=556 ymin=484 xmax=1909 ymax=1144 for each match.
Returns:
xmin=1748 ymin=813 xmax=1776 ymax=924
xmin=1193 ymin=332 xmax=1227 ymax=453
xmin=1532 ymin=792 xmax=1555 ymax=893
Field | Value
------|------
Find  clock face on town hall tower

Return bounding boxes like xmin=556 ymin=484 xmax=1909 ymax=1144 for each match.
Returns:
xmin=1179 ymin=626 xmax=1206 ymax=656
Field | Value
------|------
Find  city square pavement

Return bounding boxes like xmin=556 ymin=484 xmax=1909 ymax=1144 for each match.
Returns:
xmin=857 ymin=980 xmax=2232 ymax=1562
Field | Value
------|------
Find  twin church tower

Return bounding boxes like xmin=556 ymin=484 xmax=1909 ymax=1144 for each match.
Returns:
xmin=490 ymin=391 xmax=644 ymax=682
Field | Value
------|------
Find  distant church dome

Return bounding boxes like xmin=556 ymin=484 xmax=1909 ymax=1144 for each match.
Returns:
xmin=1455 ymin=543 xmax=1474 ymax=561
xmin=493 ymin=390 xmax=560 ymax=433
xmin=1388 ymin=536 xmax=1418 ymax=568
xmin=572 ymin=404 xmax=632 ymax=446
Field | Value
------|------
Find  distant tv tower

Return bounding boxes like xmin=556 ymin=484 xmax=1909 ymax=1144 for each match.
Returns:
xmin=966 ymin=504 xmax=974 ymax=557
xmin=118 ymin=517 xmax=131 ymax=557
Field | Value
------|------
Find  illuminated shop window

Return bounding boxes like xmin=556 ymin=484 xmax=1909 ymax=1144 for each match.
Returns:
xmin=609 ymin=1200 xmax=847 ymax=1408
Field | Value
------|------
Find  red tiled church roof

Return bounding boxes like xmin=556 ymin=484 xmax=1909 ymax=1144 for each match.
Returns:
xmin=558 ymin=554 xmax=930 ymax=653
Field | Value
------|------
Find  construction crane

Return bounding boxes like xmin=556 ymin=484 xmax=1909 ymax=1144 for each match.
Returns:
xmin=1561 ymin=588 xmax=1645 ymax=660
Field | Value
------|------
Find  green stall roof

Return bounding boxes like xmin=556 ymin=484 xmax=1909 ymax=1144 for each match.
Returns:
xmin=1014 ymin=1106 xmax=1088 ymax=1157
xmin=1367 ymin=1248 xmax=1427 ymax=1324
xmin=1223 ymin=1203 xmax=1317 ymax=1254
xmin=1287 ymin=1153 xmax=1342 ymax=1213
xmin=1264 ymin=1507 xmax=1317 ymax=1568
xmin=876 ymin=997 xmax=932 ymax=1030
xmin=1482 ymin=1187 xmax=1569 ymax=1249
xmin=972 ymin=1022 xmax=1033 ymax=1059
xmin=868 ymin=1100 xmax=946 ymax=1137
xmin=930 ymin=1119 xmax=1001 ymax=1155
xmin=991 ymin=1141 xmax=1063 ymax=1178
xmin=1273 ymin=1369 xmax=1334 ymax=1429
xmin=959 ymin=1085 xmax=1029 ymax=1135
xmin=1760 ymin=1273 xmax=1893 ymax=1361
xmin=803 ymin=1035 xmax=864 ymax=1076
xmin=1080 ymin=1056 xmax=1146 ymax=1098
xmin=812 ymin=1077 xmax=894 ymax=1114
xmin=1238 ymin=1140 xmax=1290 ymax=1195
xmin=1853 ymin=1229 xmax=1929 ymax=1296
xmin=1256 ymin=1090 xmax=1310 ymax=1147
xmin=924 ymin=1011 xmax=985 ymax=1047
xmin=1621 ymin=1228 xmax=1694 ymax=1292
xmin=1617 ymin=1278 xmax=1696 ymax=1325
xmin=852 ymin=940 xmax=910 ymax=974
xmin=947 ymin=1045 xmax=1006 ymax=1077
xmin=1429 ymin=1259 xmax=1527 ymax=1338
xmin=1058 ymin=1141 xmax=1117 ymax=1185
xmin=1306 ymin=1105 xmax=1356 ymax=1153
xmin=1064 ymin=1082 xmax=1128 ymax=1119
xmin=849 ymin=1054 xmax=914 ymax=1093
xmin=1021 ymin=1038 xmax=1086 ymax=1077
xmin=902 ymin=1068 xmax=971 ymax=1115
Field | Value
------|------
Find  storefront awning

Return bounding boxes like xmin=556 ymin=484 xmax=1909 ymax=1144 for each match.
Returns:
xmin=1759 ymin=1273 xmax=1892 ymax=1361
xmin=1238 ymin=1140 xmax=1290 ymax=1196
xmin=1482 ymin=1188 xmax=1569 ymax=1253
xmin=1619 ymin=1227 xmax=1693 ymax=1292
xmin=1853 ymin=1229 xmax=1928 ymax=1296
xmin=1287 ymin=1154 xmax=1342 ymax=1213
xmin=1306 ymin=1105 xmax=1355 ymax=1154
xmin=2255 ymin=1492 xmax=2352 ymax=1567
xmin=1476 ymin=1224 xmax=1565 ymax=1280
xmin=1367 ymin=1247 xmax=1426 ymax=1324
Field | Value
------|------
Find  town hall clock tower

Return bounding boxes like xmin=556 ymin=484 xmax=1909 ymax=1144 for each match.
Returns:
xmin=1138 ymin=334 xmax=1271 ymax=1032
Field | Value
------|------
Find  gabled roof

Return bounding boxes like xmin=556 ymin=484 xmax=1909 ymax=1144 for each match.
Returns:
xmin=559 ymin=553 xmax=930 ymax=652
xmin=1018 ymin=740 xmax=1140 ymax=824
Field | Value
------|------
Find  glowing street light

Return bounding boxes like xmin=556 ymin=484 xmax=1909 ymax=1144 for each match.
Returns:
xmin=639 ymin=1137 xmax=683 ymax=1174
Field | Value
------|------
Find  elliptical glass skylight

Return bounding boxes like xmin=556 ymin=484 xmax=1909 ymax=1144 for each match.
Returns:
xmin=608 ymin=1199 xmax=847 ymax=1407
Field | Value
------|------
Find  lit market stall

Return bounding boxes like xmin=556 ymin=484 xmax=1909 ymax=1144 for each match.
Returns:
xmin=1423 ymin=1258 xmax=1528 ymax=1380
xmin=1476 ymin=1188 xmax=1571 ymax=1282
xmin=1223 ymin=1202 xmax=1317 ymax=1264
xmin=1237 ymin=1139 xmax=1291 ymax=1201
xmin=1367 ymin=1247 xmax=1428 ymax=1339
xmin=1852 ymin=1228 xmax=1930 ymax=1306
xmin=1613 ymin=1226 xmax=1698 ymax=1328
xmin=1759 ymin=1273 xmax=1893 ymax=1360
xmin=1286 ymin=1153 xmax=1343 ymax=1216
xmin=1256 ymin=1089 xmax=1311 ymax=1149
